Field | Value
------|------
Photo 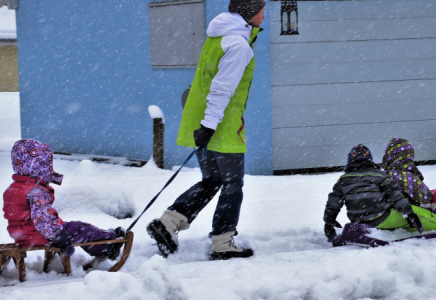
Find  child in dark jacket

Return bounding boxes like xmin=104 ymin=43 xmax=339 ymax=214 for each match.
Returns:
xmin=3 ymin=139 xmax=124 ymax=259
xmin=382 ymin=137 xmax=436 ymax=212
xmin=323 ymin=144 xmax=424 ymax=241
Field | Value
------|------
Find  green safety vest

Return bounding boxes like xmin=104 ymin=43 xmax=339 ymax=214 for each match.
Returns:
xmin=176 ymin=27 xmax=261 ymax=153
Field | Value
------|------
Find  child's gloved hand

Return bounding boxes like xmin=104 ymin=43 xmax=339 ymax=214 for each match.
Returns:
xmin=324 ymin=220 xmax=342 ymax=238
xmin=51 ymin=230 xmax=75 ymax=257
xmin=406 ymin=213 xmax=423 ymax=234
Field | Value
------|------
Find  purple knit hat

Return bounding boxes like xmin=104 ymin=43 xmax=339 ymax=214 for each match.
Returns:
xmin=11 ymin=139 xmax=63 ymax=185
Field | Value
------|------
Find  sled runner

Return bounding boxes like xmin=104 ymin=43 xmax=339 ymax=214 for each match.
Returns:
xmin=0 ymin=231 xmax=134 ymax=283
xmin=329 ymin=223 xmax=436 ymax=248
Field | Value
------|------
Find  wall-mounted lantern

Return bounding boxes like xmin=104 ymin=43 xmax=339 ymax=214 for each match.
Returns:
xmin=0 ymin=0 xmax=18 ymax=10
xmin=280 ymin=0 xmax=299 ymax=35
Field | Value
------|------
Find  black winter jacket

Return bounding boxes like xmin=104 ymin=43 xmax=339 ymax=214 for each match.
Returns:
xmin=324 ymin=162 xmax=413 ymax=226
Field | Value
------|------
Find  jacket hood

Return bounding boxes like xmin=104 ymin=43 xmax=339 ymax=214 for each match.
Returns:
xmin=11 ymin=139 xmax=63 ymax=185
xmin=381 ymin=137 xmax=431 ymax=205
xmin=344 ymin=161 xmax=379 ymax=173
xmin=207 ymin=12 xmax=252 ymax=41
xmin=382 ymin=137 xmax=415 ymax=169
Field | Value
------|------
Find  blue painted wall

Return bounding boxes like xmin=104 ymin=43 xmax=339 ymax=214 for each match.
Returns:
xmin=16 ymin=0 xmax=272 ymax=174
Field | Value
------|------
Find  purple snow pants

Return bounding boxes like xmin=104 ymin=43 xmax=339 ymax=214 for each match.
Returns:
xmin=63 ymin=221 xmax=116 ymax=256
xmin=329 ymin=223 xmax=390 ymax=248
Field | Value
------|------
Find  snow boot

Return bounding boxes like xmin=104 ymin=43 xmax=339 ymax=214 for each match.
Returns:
xmin=104 ymin=227 xmax=126 ymax=260
xmin=146 ymin=210 xmax=190 ymax=257
xmin=209 ymin=231 xmax=254 ymax=260
xmin=92 ymin=227 xmax=127 ymax=264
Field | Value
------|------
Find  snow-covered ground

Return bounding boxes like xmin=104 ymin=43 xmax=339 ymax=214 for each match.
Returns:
xmin=2 ymin=92 xmax=436 ymax=299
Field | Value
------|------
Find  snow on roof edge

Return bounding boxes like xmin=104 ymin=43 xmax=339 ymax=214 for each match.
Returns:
xmin=0 ymin=6 xmax=16 ymax=39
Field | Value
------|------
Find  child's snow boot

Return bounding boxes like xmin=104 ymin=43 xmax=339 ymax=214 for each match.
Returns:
xmin=146 ymin=210 xmax=190 ymax=257
xmin=104 ymin=227 xmax=126 ymax=260
xmin=209 ymin=231 xmax=253 ymax=260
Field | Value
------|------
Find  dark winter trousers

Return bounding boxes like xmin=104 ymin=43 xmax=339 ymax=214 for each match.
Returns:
xmin=168 ymin=149 xmax=244 ymax=236
xmin=63 ymin=221 xmax=116 ymax=256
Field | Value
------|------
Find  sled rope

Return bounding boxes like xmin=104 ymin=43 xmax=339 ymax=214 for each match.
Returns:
xmin=127 ymin=148 xmax=197 ymax=232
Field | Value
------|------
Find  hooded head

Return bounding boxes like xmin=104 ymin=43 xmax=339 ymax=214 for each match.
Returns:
xmin=381 ymin=137 xmax=430 ymax=205
xmin=382 ymin=137 xmax=415 ymax=169
xmin=11 ymin=139 xmax=63 ymax=185
xmin=346 ymin=144 xmax=373 ymax=167
xmin=228 ymin=0 xmax=266 ymax=21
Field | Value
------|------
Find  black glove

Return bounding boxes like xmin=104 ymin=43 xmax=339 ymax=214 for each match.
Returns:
xmin=406 ymin=213 xmax=424 ymax=234
xmin=324 ymin=220 xmax=342 ymax=239
xmin=51 ymin=229 xmax=75 ymax=257
xmin=193 ymin=125 xmax=215 ymax=149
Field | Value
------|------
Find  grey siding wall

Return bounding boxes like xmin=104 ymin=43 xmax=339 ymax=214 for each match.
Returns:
xmin=270 ymin=0 xmax=436 ymax=171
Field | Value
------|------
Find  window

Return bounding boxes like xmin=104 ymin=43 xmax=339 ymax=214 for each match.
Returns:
xmin=148 ymin=0 xmax=205 ymax=68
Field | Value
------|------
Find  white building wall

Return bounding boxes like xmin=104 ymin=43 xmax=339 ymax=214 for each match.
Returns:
xmin=270 ymin=0 xmax=436 ymax=171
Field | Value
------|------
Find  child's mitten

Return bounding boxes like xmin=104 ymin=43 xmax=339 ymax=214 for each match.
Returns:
xmin=406 ymin=213 xmax=424 ymax=234
xmin=324 ymin=220 xmax=342 ymax=238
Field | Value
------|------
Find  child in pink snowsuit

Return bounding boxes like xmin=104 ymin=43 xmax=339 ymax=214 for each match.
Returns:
xmin=3 ymin=139 xmax=124 ymax=259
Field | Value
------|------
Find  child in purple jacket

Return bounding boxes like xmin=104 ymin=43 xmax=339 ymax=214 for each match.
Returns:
xmin=3 ymin=139 xmax=125 ymax=259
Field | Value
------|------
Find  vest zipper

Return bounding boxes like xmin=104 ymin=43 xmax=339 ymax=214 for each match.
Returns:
xmin=237 ymin=115 xmax=245 ymax=144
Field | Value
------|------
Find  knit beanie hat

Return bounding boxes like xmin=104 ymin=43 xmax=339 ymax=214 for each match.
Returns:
xmin=347 ymin=144 xmax=373 ymax=166
xmin=228 ymin=0 xmax=266 ymax=20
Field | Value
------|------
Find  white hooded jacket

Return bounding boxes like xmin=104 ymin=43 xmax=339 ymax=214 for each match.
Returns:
xmin=201 ymin=12 xmax=254 ymax=130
